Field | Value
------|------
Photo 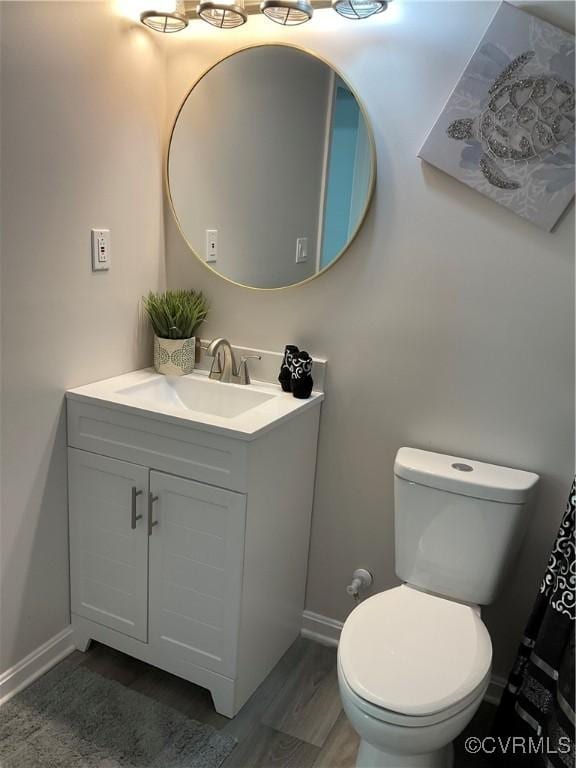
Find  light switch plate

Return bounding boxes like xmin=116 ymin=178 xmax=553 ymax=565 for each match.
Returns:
xmin=206 ymin=229 xmax=218 ymax=263
xmin=91 ymin=229 xmax=110 ymax=271
xmin=296 ymin=237 xmax=308 ymax=264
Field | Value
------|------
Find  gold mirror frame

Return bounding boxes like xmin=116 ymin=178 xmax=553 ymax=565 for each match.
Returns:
xmin=166 ymin=43 xmax=377 ymax=292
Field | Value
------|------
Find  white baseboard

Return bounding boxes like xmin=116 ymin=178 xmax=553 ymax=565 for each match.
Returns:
xmin=301 ymin=610 xmax=505 ymax=706
xmin=0 ymin=626 xmax=75 ymax=706
xmin=301 ymin=610 xmax=343 ymax=647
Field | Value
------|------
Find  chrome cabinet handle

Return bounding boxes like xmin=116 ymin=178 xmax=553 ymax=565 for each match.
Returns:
xmin=148 ymin=492 xmax=159 ymax=536
xmin=131 ymin=487 xmax=143 ymax=529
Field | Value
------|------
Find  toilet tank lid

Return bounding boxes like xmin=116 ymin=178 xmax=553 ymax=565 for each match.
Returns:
xmin=394 ymin=447 xmax=539 ymax=504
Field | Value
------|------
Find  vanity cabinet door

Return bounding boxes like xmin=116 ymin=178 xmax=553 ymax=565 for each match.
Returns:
xmin=68 ymin=449 xmax=149 ymax=642
xmin=148 ymin=471 xmax=246 ymax=678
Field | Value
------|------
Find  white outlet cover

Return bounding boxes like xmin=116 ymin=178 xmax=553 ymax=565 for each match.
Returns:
xmin=91 ymin=229 xmax=110 ymax=271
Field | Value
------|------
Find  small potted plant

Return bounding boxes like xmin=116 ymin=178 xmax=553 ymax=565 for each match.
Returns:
xmin=143 ymin=289 xmax=209 ymax=376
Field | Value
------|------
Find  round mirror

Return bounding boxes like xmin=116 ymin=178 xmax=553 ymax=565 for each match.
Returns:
xmin=168 ymin=45 xmax=376 ymax=290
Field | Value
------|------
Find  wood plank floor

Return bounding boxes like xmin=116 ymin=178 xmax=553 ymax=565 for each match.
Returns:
xmin=65 ymin=638 xmax=498 ymax=767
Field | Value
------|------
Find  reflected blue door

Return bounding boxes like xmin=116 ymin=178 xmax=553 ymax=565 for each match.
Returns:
xmin=320 ymin=78 xmax=371 ymax=270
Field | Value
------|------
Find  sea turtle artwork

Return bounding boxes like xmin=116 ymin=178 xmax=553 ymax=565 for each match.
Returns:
xmin=418 ymin=2 xmax=575 ymax=231
xmin=446 ymin=51 xmax=575 ymax=191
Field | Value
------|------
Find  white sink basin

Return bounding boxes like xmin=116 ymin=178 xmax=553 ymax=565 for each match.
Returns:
xmin=116 ymin=374 xmax=274 ymax=419
xmin=66 ymin=368 xmax=323 ymax=440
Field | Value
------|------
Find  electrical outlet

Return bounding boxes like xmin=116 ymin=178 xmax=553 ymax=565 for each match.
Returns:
xmin=91 ymin=229 xmax=110 ymax=271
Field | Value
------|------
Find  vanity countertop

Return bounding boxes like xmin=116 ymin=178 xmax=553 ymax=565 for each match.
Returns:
xmin=66 ymin=368 xmax=324 ymax=441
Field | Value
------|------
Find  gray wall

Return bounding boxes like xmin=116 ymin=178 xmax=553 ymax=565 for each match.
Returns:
xmin=164 ymin=1 xmax=575 ymax=678
xmin=0 ymin=1 xmax=165 ymax=673
xmin=169 ymin=46 xmax=330 ymax=289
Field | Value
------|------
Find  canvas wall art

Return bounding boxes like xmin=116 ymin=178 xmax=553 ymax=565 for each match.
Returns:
xmin=419 ymin=2 xmax=575 ymax=232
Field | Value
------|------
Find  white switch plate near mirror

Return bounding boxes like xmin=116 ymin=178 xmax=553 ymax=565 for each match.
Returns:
xmin=295 ymin=237 xmax=308 ymax=264
xmin=206 ymin=229 xmax=218 ymax=263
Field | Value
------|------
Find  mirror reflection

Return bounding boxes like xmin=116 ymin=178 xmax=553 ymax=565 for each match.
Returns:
xmin=168 ymin=45 xmax=375 ymax=290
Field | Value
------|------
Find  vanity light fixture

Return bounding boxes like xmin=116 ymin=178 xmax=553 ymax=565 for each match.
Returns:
xmin=140 ymin=0 xmax=189 ymax=31
xmin=139 ymin=0 xmax=391 ymax=31
xmin=260 ymin=0 xmax=313 ymax=25
xmin=197 ymin=0 xmax=247 ymax=27
xmin=331 ymin=0 xmax=387 ymax=19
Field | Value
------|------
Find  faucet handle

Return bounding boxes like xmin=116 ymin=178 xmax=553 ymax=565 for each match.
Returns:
xmin=238 ymin=355 xmax=261 ymax=385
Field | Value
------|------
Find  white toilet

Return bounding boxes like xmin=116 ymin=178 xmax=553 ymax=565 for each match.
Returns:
xmin=338 ymin=447 xmax=539 ymax=768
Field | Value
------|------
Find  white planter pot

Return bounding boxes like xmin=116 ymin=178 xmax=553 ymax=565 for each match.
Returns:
xmin=153 ymin=336 xmax=195 ymax=376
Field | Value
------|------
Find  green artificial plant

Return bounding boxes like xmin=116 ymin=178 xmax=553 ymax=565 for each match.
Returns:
xmin=143 ymin=289 xmax=209 ymax=340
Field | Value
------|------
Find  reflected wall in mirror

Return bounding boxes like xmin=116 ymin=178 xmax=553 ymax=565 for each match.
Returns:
xmin=168 ymin=45 xmax=376 ymax=290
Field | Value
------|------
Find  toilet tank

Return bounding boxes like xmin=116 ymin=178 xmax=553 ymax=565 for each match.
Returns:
xmin=394 ymin=448 xmax=539 ymax=605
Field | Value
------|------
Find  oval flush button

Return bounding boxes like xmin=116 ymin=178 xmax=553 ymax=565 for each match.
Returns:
xmin=452 ymin=462 xmax=474 ymax=472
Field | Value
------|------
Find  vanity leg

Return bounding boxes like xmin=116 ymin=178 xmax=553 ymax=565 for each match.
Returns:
xmin=71 ymin=618 xmax=92 ymax=653
xmin=210 ymin=679 xmax=238 ymax=719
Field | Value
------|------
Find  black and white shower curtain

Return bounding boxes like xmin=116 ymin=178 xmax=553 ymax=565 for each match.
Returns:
xmin=493 ymin=479 xmax=575 ymax=767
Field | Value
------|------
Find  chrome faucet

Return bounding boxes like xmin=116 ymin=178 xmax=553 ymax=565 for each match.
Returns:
xmin=206 ymin=338 xmax=237 ymax=382
xmin=205 ymin=338 xmax=261 ymax=385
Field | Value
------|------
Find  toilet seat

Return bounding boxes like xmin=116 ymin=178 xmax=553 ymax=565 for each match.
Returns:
xmin=338 ymin=585 xmax=492 ymax=721
xmin=338 ymin=657 xmax=490 ymax=728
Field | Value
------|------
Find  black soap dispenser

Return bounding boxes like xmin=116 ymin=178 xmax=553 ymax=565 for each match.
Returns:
xmin=291 ymin=351 xmax=314 ymax=399
xmin=278 ymin=345 xmax=299 ymax=392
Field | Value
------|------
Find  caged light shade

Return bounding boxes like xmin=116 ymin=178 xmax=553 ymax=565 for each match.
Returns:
xmin=140 ymin=0 xmax=189 ymax=31
xmin=332 ymin=0 xmax=387 ymax=19
xmin=260 ymin=0 xmax=313 ymax=26
xmin=197 ymin=0 xmax=247 ymax=28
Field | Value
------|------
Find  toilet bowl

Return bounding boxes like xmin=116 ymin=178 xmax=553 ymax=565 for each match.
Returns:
xmin=337 ymin=586 xmax=492 ymax=768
